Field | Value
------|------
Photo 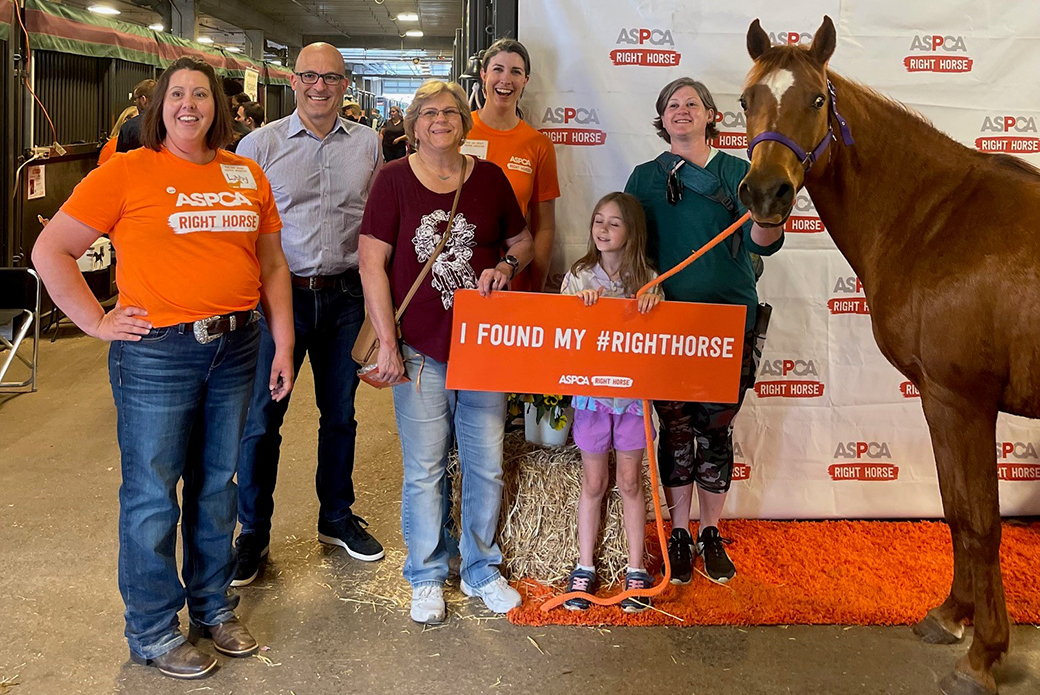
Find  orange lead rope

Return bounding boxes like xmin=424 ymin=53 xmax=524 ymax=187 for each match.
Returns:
xmin=540 ymin=211 xmax=751 ymax=613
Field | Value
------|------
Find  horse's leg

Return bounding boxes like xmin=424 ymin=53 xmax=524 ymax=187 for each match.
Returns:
xmin=920 ymin=390 xmax=1007 ymax=695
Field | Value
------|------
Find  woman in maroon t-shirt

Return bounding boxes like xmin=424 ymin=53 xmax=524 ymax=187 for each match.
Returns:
xmin=359 ymin=80 xmax=533 ymax=625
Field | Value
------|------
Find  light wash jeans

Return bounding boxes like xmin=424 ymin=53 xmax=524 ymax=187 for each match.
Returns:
xmin=393 ymin=344 xmax=507 ymax=589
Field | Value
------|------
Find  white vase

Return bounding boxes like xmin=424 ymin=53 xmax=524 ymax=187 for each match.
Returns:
xmin=524 ymin=403 xmax=572 ymax=447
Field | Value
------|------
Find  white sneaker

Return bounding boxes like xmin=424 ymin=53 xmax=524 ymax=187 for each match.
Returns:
xmin=460 ymin=576 xmax=521 ymax=613
xmin=410 ymin=585 xmax=446 ymax=624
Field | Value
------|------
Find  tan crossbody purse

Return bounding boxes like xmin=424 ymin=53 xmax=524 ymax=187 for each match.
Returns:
xmin=352 ymin=165 xmax=464 ymax=388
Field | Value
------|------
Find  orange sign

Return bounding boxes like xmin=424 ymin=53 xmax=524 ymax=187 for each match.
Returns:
xmin=445 ymin=290 xmax=746 ymax=403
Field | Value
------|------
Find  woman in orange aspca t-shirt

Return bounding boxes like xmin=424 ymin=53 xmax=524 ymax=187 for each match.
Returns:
xmin=32 ymin=57 xmax=294 ymax=679
xmin=464 ymin=38 xmax=561 ymax=292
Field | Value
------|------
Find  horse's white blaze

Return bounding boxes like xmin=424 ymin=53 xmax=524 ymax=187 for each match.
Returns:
xmin=761 ymin=68 xmax=796 ymax=111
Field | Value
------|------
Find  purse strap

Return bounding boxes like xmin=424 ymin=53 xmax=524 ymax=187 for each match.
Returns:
xmin=393 ymin=157 xmax=466 ymax=322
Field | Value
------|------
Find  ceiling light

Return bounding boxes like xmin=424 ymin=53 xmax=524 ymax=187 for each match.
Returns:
xmin=397 ymin=13 xmax=419 ymax=21
xmin=271 ymin=60 xmax=282 ymax=66
xmin=405 ymin=30 xmax=424 ymax=37
xmin=148 ymin=23 xmax=163 ymax=31
xmin=87 ymin=5 xmax=120 ymax=15
xmin=197 ymin=37 xmax=214 ymax=44
xmin=226 ymin=46 xmax=241 ymax=53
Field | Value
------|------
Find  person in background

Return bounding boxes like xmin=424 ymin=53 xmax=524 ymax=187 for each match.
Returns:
xmin=466 ymin=38 xmax=559 ymax=291
xmin=232 ymin=43 xmax=385 ymax=588
xmin=32 ymin=56 xmax=293 ymax=680
xmin=98 ymin=105 xmax=138 ymax=166
xmin=368 ymin=108 xmax=381 ymax=129
xmin=358 ymin=79 xmax=533 ymax=624
xmin=379 ymin=104 xmax=407 ymax=162
xmin=115 ymin=78 xmax=157 ymax=153
xmin=235 ymin=102 xmax=265 ymax=134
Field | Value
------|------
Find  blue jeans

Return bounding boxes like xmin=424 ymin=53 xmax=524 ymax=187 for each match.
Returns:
xmin=237 ymin=278 xmax=364 ymax=541
xmin=108 ymin=321 xmax=259 ymax=659
xmin=393 ymin=344 xmax=507 ymax=589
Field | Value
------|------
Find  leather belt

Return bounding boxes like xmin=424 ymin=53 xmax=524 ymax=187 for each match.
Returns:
xmin=291 ymin=270 xmax=359 ymax=291
xmin=171 ymin=310 xmax=258 ymax=345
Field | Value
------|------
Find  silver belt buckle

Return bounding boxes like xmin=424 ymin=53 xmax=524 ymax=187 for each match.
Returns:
xmin=193 ymin=315 xmax=220 ymax=345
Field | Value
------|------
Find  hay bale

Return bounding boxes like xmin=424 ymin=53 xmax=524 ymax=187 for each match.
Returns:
xmin=448 ymin=432 xmax=657 ymax=586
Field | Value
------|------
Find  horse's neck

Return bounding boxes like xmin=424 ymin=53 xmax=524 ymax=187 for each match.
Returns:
xmin=805 ymin=73 xmax=959 ymax=290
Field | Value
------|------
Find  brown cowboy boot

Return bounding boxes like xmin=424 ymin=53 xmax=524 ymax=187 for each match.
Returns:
xmin=189 ymin=617 xmax=259 ymax=657
xmin=130 ymin=642 xmax=218 ymax=680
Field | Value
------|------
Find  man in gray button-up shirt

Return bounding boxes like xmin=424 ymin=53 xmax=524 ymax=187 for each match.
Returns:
xmin=233 ymin=43 xmax=384 ymax=587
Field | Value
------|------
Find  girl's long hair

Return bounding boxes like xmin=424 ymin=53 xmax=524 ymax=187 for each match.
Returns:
xmin=570 ymin=192 xmax=657 ymax=297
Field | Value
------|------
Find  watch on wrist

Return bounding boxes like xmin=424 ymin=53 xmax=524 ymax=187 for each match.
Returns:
xmin=499 ymin=254 xmax=519 ymax=279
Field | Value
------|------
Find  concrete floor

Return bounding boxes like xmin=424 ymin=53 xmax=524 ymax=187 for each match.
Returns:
xmin=1 ymin=333 xmax=1038 ymax=695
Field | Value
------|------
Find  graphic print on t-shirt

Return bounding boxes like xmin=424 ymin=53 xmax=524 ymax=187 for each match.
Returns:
xmin=167 ymin=188 xmax=263 ymax=235
xmin=412 ymin=210 xmax=477 ymax=309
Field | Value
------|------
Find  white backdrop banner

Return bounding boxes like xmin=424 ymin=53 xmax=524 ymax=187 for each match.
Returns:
xmin=518 ymin=0 xmax=1040 ymax=518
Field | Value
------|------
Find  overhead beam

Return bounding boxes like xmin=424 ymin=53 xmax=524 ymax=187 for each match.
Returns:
xmin=196 ymin=0 xmax=303 ymax=48
xmin=303 ymin=34 xmax=455 ymax=51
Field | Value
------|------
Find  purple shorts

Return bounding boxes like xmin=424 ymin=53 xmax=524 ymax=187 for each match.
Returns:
xmin=572 ymin=408 xmax=655 ymax=454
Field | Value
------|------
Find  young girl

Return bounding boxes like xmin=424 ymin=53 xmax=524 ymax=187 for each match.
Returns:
xmin=560 ymin=192 xmax=662 ymax=612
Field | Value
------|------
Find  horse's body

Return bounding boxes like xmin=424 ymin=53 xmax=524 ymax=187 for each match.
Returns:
xmin=739 ymin=18 xmax=1040 ymax=695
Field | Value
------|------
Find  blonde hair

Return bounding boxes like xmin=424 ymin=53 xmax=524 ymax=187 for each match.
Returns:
xmin=403 ymin=80 xmax=473 ymax=150
xmin=571 ymin=192 xmax=659 ymax=297
xmin=110 ymin=106 xmax=139 ymax=138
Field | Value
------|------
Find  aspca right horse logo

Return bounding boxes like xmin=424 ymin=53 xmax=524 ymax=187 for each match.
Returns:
xmin=904 ymin=34 xmax=973 ymax=73
xmin=538 ymin=107 xmax=606 ymax=146
xmin=975 ymin=116 xmax=1040 ymax=154
xmin=829 ymin=441 xmax=899 ymax=481
xmin=828 ymin=275 xmax=870 ymax=315
xmin=899 ymin=381 xmax=920 ymax=398
xmin=784 ymin=191 xmax=825 ymax=233
xmin=754 ymin=358 xmax=825 ymax=398
xmin=996 ymin=442 xmax=1040 ymax=481
xmin=611 ymin=27 xmax=681 ymax=66
xmin=709 ymin=108 xmax=747 ymax=150
xmin=732 ymin=441 xmax=751 ymax=481
xmin=769 ymin=31 xmax=812 ymax=46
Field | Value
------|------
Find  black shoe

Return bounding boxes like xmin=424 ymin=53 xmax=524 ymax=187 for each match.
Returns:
xmin=667 ymin=528 xmax=694 ymax=585
xmin=697 ymin=526 xmax=736 ymax=583
xmin=318 ymin=515 xmax=385 ymax=561
xmin=231 ymin=534 xmax=269 ymax=587
xmin=620 ymin=569 xmax=654 ymax=613
xmin=562 ymin=567 xmax=597 ymax=611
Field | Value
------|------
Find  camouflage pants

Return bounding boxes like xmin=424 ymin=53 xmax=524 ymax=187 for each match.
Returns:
xmin=655 ymin=330 xmax=760 ymax=493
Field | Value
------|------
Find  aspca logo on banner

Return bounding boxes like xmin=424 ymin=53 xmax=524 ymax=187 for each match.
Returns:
xmin=904 ymin=34 xmax=973 ymax=73
xmin=899 ymin=381 xmax=920 ymax=398
xmin=709 ymin=107 xmax=747 ymax=150
xmin=732 ymin=441 xmax=751 ymax=481
xmin=829 ymin=441 xmax=899 ymax=481
xmin=997 ymin=442 xmax=1040 ymax=481
xmin=828 ymin=275 xmax=870 ymax=315
xmin=770 ymin=31 xmax=812 ymax=46
xmin=754 ymin=357 xmax=825 ymax=398
xmin=975 ymin=116 xmax=1040 ymax=154
xmin=784 ymin=191 xmax=825 ymax=234
xmin=611 ymin=27 xmax=681 ymax=67
xmin=538 ymin=107 xmax=606 ymax=147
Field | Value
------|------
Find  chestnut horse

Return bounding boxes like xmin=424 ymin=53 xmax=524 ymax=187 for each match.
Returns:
xmin=738 ymin=16 xmax=1040 ymax=695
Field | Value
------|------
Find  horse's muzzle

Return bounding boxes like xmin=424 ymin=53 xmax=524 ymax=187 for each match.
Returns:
xmin=738 ymin=174 xmax=796 ymax=227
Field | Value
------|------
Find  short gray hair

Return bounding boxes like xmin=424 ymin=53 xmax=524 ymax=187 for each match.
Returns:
xmin=653 ymin=77 xmax=719 ymax=143
xmin=404 ymin=80 xmax=473 ymax=150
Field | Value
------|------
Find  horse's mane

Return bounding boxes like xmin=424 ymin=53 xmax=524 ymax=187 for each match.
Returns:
xmin=748 ymin=47 xmax=1040 ymax=181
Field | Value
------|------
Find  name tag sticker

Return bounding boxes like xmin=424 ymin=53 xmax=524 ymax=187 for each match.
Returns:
xmin=220 ymin=164 xmax=257 ymax=190
xmin=459 ymin=139 xmax=489 ymax=159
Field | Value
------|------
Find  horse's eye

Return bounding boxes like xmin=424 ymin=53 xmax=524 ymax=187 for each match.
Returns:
xmin=813 ymin=94 xmax=826 ymax=109
xmin=738 ymin=96 xmax=747 ymax=111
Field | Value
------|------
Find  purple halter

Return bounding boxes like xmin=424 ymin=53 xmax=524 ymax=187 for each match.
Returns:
xmin=746 ymin=79 xmax=854 ymax=171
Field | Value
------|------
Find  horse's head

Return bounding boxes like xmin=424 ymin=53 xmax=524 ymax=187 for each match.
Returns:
xmin=738 ymin=16 xmax=838 ymax=227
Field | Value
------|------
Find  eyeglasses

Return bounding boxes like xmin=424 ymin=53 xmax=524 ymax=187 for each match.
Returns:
xmin=294 ymin=71 xmax=346 ymax=86
xmin=418 ymin=107 xmax=462 ymax=120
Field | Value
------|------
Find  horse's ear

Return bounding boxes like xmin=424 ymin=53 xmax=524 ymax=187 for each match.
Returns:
xmin=809 ymin=15 xmax=836 ymax=65
xmin=747 ymin=19 xmax=770 ymax=61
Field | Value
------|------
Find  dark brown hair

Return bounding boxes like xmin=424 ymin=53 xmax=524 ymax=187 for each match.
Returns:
xmin=142 ymin=57 xmax=234 ymax=152
xmin=481 ymin=38 xmax=531 ymax=75
xmin=653 ymin=77 xmax=719 ymax=143
xmin=571 ymin=192 xmax=658 ymax=297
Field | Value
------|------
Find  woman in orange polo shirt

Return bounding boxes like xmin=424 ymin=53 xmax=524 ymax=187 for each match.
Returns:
xmin=32 ymin=57 xmax=294 ymax=681
xmin=466 ymin=39 xmax=560 ymax=291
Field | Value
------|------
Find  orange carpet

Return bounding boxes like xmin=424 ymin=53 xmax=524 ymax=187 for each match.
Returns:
xmin=508 ymin=520 xmax=1040 ymax=627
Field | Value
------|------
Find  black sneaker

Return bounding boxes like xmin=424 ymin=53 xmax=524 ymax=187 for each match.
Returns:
xmin=620 ymin=570 xmax=654 ymax=613
xmin=562 ymin=567 xmax=597 ymax=611
xmin=667 ymin=528 xmax=694 ymax=585
xmin=697 ymin=526 xmax=736 ymax=583
xmin=231 ymin=534 xmax=269 ymax=587
xmin=318 ymin=515 xmax=385 ymax=561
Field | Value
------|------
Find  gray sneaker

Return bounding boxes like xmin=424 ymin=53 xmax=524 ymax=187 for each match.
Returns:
xmin=410 ymin=585 xmax=446 ymax=624
xmin=460 ymin=576 xmax=521 ymax=613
